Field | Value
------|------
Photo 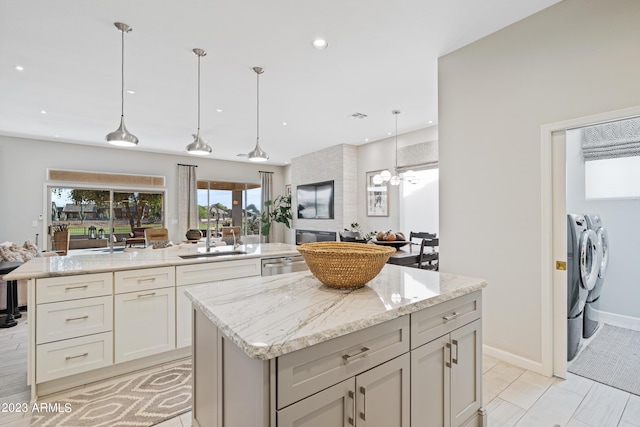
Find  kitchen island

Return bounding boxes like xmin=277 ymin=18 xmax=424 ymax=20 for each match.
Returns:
xmin=186 ymin=265 xmax=487 ymax=427
xmin=3 ymin=243 xmax=300 ymax=400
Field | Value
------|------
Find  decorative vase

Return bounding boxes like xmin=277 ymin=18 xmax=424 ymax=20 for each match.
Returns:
xmin=185 ymin=229 xmax=202 ymax=241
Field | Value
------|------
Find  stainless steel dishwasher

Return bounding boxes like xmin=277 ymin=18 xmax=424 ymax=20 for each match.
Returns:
xmin=261 ymin=255 xmax=308 ymax=276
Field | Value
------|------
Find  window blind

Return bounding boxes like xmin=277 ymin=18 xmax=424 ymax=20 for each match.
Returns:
xmin=582 ymin=117 xmax=640 ymax=161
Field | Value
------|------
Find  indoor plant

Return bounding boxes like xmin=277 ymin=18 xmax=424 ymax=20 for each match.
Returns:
xmin=261 ymin=194 xmax=292 ymax=238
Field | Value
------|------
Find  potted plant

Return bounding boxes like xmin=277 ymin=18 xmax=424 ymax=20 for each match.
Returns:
xmin=342 ymin=222 xmax=377 ymax=243
xmin=261 ymin=194 xmax=292 ymax=240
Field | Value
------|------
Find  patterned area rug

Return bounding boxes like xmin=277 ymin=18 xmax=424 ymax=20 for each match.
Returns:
xmin=30 ymin=362 xmax=191 ymax=426
xmin=568 ymin=324 xmax=640 ymax=396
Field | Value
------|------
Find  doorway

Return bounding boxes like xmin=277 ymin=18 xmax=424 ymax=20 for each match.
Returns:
xmin=543 ymin=105 xmax=640 ymax=378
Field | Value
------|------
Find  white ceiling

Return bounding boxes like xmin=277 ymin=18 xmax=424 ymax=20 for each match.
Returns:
xmin=0 ymin=0 xmax=560 ymax=165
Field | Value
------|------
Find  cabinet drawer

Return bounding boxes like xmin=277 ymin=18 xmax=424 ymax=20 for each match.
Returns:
xmin=36 ymin=273 xmax=112 ymax=304
xmin=411 ymin=291 xmax=481 ymax=349
xmin=36 ymin=295 xmax=113 ymax=344
xmin=176 ymin=258 xmax=260 ymax=285
xmin=36 ymin=332 xmax=113 ymax=383
xmin=114 ymin=266 xmax=175 ymax=294
xmin=277 ymin=315 xmax=409 ymax=409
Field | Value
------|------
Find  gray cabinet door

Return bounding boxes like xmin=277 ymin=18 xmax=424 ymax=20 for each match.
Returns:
xmin=411 ymin=334 xmax=451 ymax=427
xmin=277 ymin=378 xmax=355 ymax=427
xmin=356 ymin=353 xmax=410 ymax=427
xmin=450 ymin=319 xmax=482 ymax=427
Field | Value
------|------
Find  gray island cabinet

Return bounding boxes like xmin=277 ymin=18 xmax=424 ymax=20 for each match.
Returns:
xmin=186 ymin=265 xmax=487 ymax=427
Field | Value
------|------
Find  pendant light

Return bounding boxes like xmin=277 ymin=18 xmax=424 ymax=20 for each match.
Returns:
xmin=186 ymin=48 xmax=213 ymax=155
xmin=247 ymin=66 xmax=269 ymax=162
xmin=106 ymin=22 xmax=139 ymax=147
xmin=375 ymin=110 xmax=418 ymax=186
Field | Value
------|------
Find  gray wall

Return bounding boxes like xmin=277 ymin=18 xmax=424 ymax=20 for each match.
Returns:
xmin=566 ymin=127 xmax=640 ymax=320
xmin=0 ymin=136 xmax=284 ymax=246
xmin=439 ymin=0 xmax=640 ymax=367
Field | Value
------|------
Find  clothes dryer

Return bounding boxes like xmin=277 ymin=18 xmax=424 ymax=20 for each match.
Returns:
xmin=583 ymin=214 xmax=609 ymax=338
xmin=567 ymin=214 xmax=601 ymax=361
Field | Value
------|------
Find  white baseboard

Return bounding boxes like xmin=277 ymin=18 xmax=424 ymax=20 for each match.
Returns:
xmin=597 ymin=309 xmax=640 ymax=332
xmin=483 ymin=344 xmax=546 ymax=376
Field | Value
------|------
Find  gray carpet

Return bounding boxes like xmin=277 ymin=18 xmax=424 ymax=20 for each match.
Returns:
xmin=568 ymin=324 xmax=640 ymax=396
xmin=30 ymin=362 xmax=191 ymax=426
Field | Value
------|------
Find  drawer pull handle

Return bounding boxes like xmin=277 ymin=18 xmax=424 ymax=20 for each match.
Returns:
xmin=65 ymin=352 xmax=88 ymax=361
xmin=342 ymin=346 xmax=370 ymax=363
xmin=137 ymin=277 xmax=157 ymax=283
xmin=445 ymin=342 xmax=452 ymax=368
xmin=65 ymin=315 xmax=89 ymax=322
xmin=359 ymin=386 xmax=367 ymax=421
xmin=443 ymin=311 xmax=460 ymax=321
xmin=137 ymin=292 xmax=156 ymax=298
xmin=65 ymin=285 xmax=88 ymax=291
xmin=347 ymin=390 xmax=355 ymax=425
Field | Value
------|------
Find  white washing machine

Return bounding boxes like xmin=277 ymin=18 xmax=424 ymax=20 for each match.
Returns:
xmin=567 ymin=214 xmax=601 ymax=361
xmin=583 ymin=214 xmax=609 ymax=338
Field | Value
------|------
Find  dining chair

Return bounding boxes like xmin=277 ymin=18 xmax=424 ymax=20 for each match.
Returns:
xmin=409 ymin=231 xmax=439 ymax=271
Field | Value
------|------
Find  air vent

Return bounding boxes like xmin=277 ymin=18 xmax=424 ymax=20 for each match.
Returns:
xmin=350 ymin=112 xmax=368 ymax=119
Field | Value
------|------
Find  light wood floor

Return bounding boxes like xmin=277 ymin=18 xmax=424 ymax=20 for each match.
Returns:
xmin=1 ymin=312 xmax=639 ymax=427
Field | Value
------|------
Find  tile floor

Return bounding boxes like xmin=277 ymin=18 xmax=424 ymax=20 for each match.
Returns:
xmin=1 ymin=312 xmax=639 ymax=427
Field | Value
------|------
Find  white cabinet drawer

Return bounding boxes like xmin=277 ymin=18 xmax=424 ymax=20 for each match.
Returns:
xmin=176 ymin=258 xmax=260 ymax=285
xmin=277 ymin=315 xmax=410 ymax=409
xmin=114 ymin=286 xmax=176 ymax=363
xmin=36 ymin=273 xmax=112 ymax=304
xmin=410 ymin=291 xmax=481 ymax=349
xmin=36 ymin=332 xmax=113 ymax=383
xmin=36 ymin=296 xmax=113 ymax=344
xmin=114 ymin=266 xmax=175 ymax=294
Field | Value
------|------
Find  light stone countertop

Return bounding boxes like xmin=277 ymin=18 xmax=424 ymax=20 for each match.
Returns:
xmin=3 ymin=243 xmax=299 ymax=280
xmin=185 ymin=265 xmax=487 ymax=360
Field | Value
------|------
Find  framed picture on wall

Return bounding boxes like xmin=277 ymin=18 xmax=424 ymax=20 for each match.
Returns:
xmin=366 ymin=171 xmax=389 ymax=217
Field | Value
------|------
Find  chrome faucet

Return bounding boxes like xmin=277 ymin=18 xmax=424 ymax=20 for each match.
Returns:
xmin=231 ymin=229 xmax=239 ymax=249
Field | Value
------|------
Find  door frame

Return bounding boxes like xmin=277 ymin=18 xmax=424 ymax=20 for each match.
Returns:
xmin=540 ymin=105 xmax=640 ymax=377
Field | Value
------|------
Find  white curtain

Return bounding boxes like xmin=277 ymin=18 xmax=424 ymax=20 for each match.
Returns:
xmin=178 ymin=164 xmax=198 ymax=234
xmin=260 ymin=171 xmax=273 ymax=242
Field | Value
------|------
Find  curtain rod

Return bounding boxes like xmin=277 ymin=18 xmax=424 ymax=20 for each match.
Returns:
xmin=259 ymin=170 xmax=274 ymax=174
xmin=177 ymin=163 xmax=198 ymax=167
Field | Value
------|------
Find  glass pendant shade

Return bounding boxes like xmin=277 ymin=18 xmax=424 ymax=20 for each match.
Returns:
xmin=390 ymin=175 xmax=401 ymax=186
xmin=372 ymin=174 xmax=383 ymax=185
xmin=187 ymin=48 xmax=212 ymax=155
xmin=247 ymin=66 xmax=269 ymax=161
xmin=106 ymin=22 xmax=139 ymax=147
xmin=380 ymin=170 xmax=392 ymax=182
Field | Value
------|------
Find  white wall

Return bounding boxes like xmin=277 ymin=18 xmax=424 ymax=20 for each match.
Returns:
xmin=439 ymin=0 xmax=640 ymax=369
xmin=566 ymin=128 xmax=640 ymax=320
xmin=0 ymin=136 xmax=284 ymax=246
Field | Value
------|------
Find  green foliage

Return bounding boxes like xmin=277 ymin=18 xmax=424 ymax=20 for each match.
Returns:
xmin=344 ymin=222 xmax=377 ymax=242
xmin=261 ymin=194 xmax=292 ymax=236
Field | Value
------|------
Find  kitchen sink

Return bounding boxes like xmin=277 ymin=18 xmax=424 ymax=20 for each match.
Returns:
xmin=179 ymin=250 xmax=247 ymax=259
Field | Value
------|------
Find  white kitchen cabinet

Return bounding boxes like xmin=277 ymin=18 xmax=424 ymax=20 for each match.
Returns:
xmin=176 ymin=258 xmax=260 ymax=348
xmin=411 ymin=319 xmax=482 ymax=427
xmin=278 ymin=354 xmax=410 ymax=427
xmin=114 ymin=286 xmax=176 ymax=363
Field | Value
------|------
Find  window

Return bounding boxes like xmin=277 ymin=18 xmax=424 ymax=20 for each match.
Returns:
xmin=197 ymin=181 xmax=261 ymax=237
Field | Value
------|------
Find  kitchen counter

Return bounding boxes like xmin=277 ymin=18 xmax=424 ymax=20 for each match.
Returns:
xmin=185 ymin=265 xmax=486 ymax=360
xmin=3 ymin=242 xmax=298 ymax=280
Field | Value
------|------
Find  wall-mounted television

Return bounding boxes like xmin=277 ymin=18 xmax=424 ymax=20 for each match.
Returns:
xmin=297 ymin=180 xmax=334 ymax=219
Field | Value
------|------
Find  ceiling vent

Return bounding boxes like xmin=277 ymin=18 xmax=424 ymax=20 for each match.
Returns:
xmin=350 ymin=112 xmax=368 ymax=119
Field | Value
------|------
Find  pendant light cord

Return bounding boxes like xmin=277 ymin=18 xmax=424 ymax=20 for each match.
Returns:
xmin=120 ymin=28 xmax=125 ymax=118
xmin=197 ymin=53 xmax=201 ymax=133
xmin=256 ymin=70 xmax=260 ymax=144
xmin=394 ymin=112 xmax=398 ymax=172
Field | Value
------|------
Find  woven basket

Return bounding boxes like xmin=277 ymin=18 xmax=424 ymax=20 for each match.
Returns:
xmin=297 ymin=242 xmax=396 ymax=289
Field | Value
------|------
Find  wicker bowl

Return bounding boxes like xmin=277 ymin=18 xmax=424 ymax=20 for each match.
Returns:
xmin=297 ymin=242 xmax=396 ymax=289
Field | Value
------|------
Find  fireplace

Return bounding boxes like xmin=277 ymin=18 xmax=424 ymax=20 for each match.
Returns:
xmin=295 ymin=229 xmax=337 ymax=245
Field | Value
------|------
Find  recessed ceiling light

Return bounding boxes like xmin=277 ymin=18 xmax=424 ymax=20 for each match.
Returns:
xmin=126 ymin=89 xmax=136 ymax=94
xmin=388 ymin=132 xmax=392 ymax=135
xmin=216 ymin=108 xmax=223 ymax=112
xmin=40 ymin=110 xmax=47 ymax=115
xmin=54 ymin=134 xmax=60 ymax=138
xmin=15 ymin=65 xmax=24 ymax=71
xmin=312 ymin=39 xmax=328 ymax=49
xmin=364 ymin=138 xmax=369 ymax=142
xmin=282 ymin=122 xmax=287 ymax=126
xmin=428 ymin=120 xmax=433 ymax=124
